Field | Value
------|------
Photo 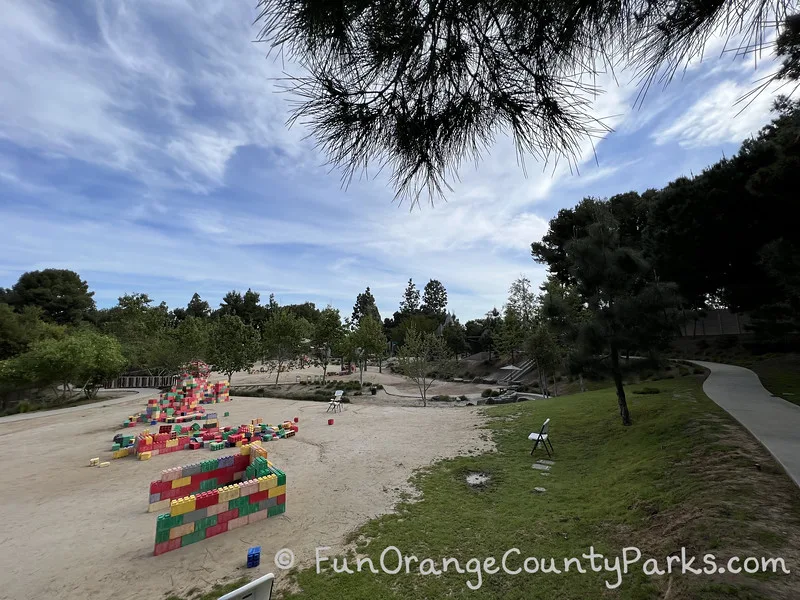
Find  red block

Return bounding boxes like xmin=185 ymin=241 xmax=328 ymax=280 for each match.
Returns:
xmin=276 ymin=494 xmax=286 ymax=505
xmin=217 ymin=508 xmax=239 ymax=524
xmin=206 ymin=522 xmax=229 ymax=538
xmin=248 ymin=490 xmax=269 ymax=504
xmin=154 ymin=541 xmax=171 ymax=556
xmin=198 ymin=489 xmax=219 ymax=509
xmin=168 ymin=538 xmax=181 ymax=552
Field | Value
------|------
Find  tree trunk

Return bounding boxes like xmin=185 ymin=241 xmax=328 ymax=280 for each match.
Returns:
xmin=610 ymin=344 xmax=632 ymax=426
xmin=275 ymin=361 xmax=282 ymax=385
xmin=359 ymin=361 xmax=364 ymax=384
xmin=378 ymin=357 xmax=382 ymax=374
xmin=552 ymin=374 xmax=558 ymax=397
xmin=228 ymin=372 xmax=234 ymax=386
xmin=579 ymin=373 xmax=585 ymax=392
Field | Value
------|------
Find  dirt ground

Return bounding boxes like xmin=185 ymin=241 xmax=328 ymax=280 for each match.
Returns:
xmin=0 ymin=388 xmax=493 ymax=600
xmin=225 ymin=362 xmax=494 ymax=403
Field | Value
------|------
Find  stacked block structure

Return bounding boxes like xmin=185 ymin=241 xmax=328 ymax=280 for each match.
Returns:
xmin=121 ymin=374 xmax=231 ymax=428
xmin=114 ymin=418 xmax=298 ymax=461
xmin=152 ymin=444 xmax=287 ymax=555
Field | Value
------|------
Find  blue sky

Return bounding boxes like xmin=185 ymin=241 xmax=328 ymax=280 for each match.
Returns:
xmin=0 ymin=1 xmax=791 ymax=322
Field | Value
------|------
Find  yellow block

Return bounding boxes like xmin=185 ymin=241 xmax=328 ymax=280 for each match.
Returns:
xmin=139 ymin=451 xmax=152 ymax=461
xmin=259 ymin=474 xmax=277 ymax=491
xmin=170 ymin=496 xmax=197 ymax=516
xmin=172 ymin=476 xmax=191 ymax=489
xmin=89 ymin=457 xmax=100 ymax=466
xmin=267 ymin=484 xmax=286 ymax=499
xmin=166 ymin=439 xmax=179 ymax=448
xmin=240 ymin=444 xmax=251 ymax=456
xmin=250 ymin=440 xmax=262 ymax=448
xmin=235 ymin=440 xmax=243 ymax=447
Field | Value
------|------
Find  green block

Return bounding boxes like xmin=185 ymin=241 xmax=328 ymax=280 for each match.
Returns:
xmin=224 ymin=411 xmax=229 ymax=417
xmin=111 ymin=443 xmax=120 ymax=451
xmin=155 ymin=528 xmax=170 ymax=544
xmin=276 ymin=471 xmax=286 ymax=486
xmin=181 ymin=530 xmax=205 ymax=547
xmin=267 ymin=504 xmax=282 ymax=517
xmin=157 ymin=513 xmax=184 ymax=532
xmin=200 ymin=478 xmax=217 ymax=492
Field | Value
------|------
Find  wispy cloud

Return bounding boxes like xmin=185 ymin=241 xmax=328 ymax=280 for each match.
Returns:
xmin=0 ymin=1 xmax=792 ymax=321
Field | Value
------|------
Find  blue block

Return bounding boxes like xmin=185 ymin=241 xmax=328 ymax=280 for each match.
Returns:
xmin=150 ymin=420 xmax=158 ymax=425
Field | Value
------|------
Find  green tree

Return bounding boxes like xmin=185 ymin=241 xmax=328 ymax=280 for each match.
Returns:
xmin=255 ymin=0 xmax=780 ymax=202
xmin=261 ymin=308 xmax=305 ymax=384
xmin=538 ymin=205 xmax=680 ymax=425
xmin=442 ymin=317 xmax=468 ymax=360
xmin=174 ymin=316 xmax=211 ymax=367
xmin=311 ymin=306 xmax=344 ymax=383
xmin=497 ymin=308 xmax=526 ymax=365
xmin=186 ymin=293 xmax=211 ymax=319
xmin=505 ymin=275 xmax=537 ymax=329
xmin=351 ymin=287 xmax=382 ymax=328
xmin=207 ymin=315 xmax=260 ymax=384
xmin=399 ymin=279 xmax=421 ymax=313
xmin=421 ymin=279 xmax=448 ymax=315
xmin=6 ymin=269 xmax=95 ymax=325
xmin=397 ymin=325 xmax=455 ymax=407
xmin=100 ymin=293 xmax=175 ymax=374
xmin=525 ymin=323 xmax=560 ymax=396
xmin=9 ymin=330 xmax=126 ymax=402
xmin=352 ymin=315 xmax=387 ymax=384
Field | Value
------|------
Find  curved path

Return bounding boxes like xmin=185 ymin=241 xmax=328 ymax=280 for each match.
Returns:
xmin=689 ymin=360 xmax=800 ymax=488
xmin=0 ymin=388 xmax=160 ymax=424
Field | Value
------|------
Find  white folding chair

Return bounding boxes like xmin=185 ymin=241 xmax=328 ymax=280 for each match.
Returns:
xmin=327 ymin=390 xmax=344 ymax=413
xmin=528 ymin=418 xmax=553 ymax=457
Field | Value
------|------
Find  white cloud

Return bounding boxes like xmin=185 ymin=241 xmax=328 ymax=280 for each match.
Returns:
xmin=3 ymin=1 xmax=791 ymax=321
xmin=653 ymin=78 xmax=792 ymax=148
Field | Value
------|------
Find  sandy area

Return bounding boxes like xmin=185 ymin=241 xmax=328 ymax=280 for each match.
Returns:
xmin=0 ymin=388 xmax=493 ymax=600
xmin=225 ymin=362 xmax=494 ymax=404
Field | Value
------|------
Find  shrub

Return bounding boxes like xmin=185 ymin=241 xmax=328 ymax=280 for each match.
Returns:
xmin=633 ymin=387 xmax=661 ymax=395
xmin=491 ymin=390 xmax=502 ymax=397
xmin=432 ymin=395 xmax=451 ymax=402
xmin=459 ymin=395 xmax=468 ymax=401
xmin=256 ymin=388 xmax=265 ymax=394
xmin=472 ymin=377 xmax=482 ymax=384
xmin=693 ymin=367 xmax=705 ymax=375
xmin=362 ymin=381 xmax=371 ymax=387
xmin=375 ymin=384 xmax=384 ymax=390
xmin=481 ymin=389 xmax=493 ymax=398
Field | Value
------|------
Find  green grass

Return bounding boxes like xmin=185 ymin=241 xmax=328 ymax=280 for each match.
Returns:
xmin=745 ymin=354 xmax=800 ymax=406
xmin=165 ymin=578 xmax=250 ymax=600
xmin=277 ymin=378 xmax=800 ymax=599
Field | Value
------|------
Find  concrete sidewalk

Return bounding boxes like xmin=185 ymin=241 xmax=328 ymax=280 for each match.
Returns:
xmin=690 ymin=360 xmax=800 ymax=488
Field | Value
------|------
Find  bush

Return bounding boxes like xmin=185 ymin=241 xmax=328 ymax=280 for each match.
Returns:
xmin=256 ymin=388 xmax=265 ymax=394
xmin=693 ymin=367 xmax=705 ymax=375
xmin=491 ymin=390 xmax=502 ymax=397
xmin=362 ymin=381 xmax=372 ymax=387
xmin=375 ymin=384 xmax=384 ymax=390
xmin=432 ymin=395 xmax=451 ymax=402
xmin=459 ymin=395 xmax=468 ymax=401
xmin=633 ymin=387 xmax=661 ymax=395
xmin=481 ymin=389 xmax=493 ymax=398
xmin=472 ymin=377 xmax=482 ymax=384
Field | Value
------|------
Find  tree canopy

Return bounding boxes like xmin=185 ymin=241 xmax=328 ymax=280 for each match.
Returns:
xmin=255 ymin=0 xmax=794 ymax=203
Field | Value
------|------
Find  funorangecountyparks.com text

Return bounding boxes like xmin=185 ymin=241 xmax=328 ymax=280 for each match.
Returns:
xmin=309 ymin=545 xmax=791 ymax=591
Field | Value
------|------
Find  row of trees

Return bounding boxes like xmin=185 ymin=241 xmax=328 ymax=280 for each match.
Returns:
xmin=0 ymin=270 xmax=464 ymax=408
